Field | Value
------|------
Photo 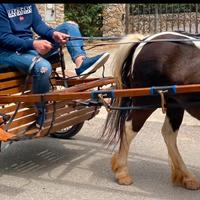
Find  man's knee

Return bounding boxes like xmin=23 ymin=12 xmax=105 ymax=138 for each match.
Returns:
xmin=34 ymin=59 xmax=52 ymax=76
xmin=66 ymin=20 xmax=79 ymax=27
xmin=59 ymin=21 xmax=79 ymax=29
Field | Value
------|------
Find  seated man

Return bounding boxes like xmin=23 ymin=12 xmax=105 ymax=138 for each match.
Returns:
xmin=0 ymin=3 xmax=110 ymax=128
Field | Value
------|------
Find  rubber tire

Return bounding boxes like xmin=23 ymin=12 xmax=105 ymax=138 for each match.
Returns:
xmin=0 ymin=141 xmax=10 ymax=152
xmin=50 ymin=122 xmax=84 ymax=139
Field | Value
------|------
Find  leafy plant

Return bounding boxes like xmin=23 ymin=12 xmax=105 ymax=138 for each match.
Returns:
xmin=64 ymin=4 xmax=105 ymax=37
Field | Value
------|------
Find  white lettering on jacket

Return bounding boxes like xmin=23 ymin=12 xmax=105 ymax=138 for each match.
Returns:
xmin=7 ymin=6 xmax=32 ymax=18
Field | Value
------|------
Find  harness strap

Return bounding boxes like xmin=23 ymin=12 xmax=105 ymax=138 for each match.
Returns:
xmin=158 ymin=90 xmax=167 ymax=113
xmin=46 ymin=101 xmax=56 ymax=136
xmin=5 ymin=56 xmax=41 ymax=131
xmin=98 ymin=94 xmax=111 ymax=113
xmin=91 ymin=90 xmax=115 ymax=100
xmin=150 ymin=85 xmax=176 ymax=95
xmin=59 ymin=46 xmax=68 ymax=88
xmin=28 ymin=56 xmax=41 ymax=74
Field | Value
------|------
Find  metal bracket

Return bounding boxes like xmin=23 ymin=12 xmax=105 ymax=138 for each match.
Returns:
xmin=91 ymin=90 xmax=115 ymax=100
xmin=0 ymin=113 xmax=10 ymax=126
xmin=150 ymin=85 xmax=176 ymax=96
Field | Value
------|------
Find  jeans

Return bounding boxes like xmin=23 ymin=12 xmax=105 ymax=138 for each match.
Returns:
xmin=55 ymin=21 xmax=86 ymax=62
xmin=0 ymin=50 xmax=52 ymax=94
xmin=0 ymin=21 xmax=86 ymax=113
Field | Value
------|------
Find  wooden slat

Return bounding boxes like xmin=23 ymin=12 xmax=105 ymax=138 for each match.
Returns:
xmin=8 ymin=122 xmax=35 ymax=135
xmin=2 ymin=103 xmax=88 ymax=132
xmin=12 ymin=108 xmax=36 ymax=120
xmin=0 ymin=87 xmax=31 ymax=95
xmin=0 ymin=77 xmax=115 ymax=103
xmin=0 ymin=107 xmax=35 ymax=123
xmin=0 ymin=78 xmax=23 ymax=89
xmin=44 ymin=107 xmax=95 ymax=127
xmin=46 ymin=106 xmax=78 ymax=119
xmin=4 ymin=114 xmax=36 ymax=130
xmin=0 ymin=100 xmax=78 ymax=123
xmin=0 ymin=71 xmax=24 ymax=80
xmin=0 ymin=75 xmax=32 ymax=95
xmin=22 ymin=107 xmax=99 ymax=137
xmin=44 ymin=108 xmax=100 ymax=135
xmin=46 ymin=100 xmax=76 ymax=111
xmin=0 ymin=102 xmax=33 ymax=114
xmin=8 ymin=106 xmax=99 ymax=136
xmin=55 ymin=77 xmax=113 ymax=87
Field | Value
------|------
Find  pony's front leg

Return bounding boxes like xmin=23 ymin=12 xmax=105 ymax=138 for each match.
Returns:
xmin=162 ymin=114 xmax=200 ymax=190
xmin=112 ymin=120 xmax=136 ymax=185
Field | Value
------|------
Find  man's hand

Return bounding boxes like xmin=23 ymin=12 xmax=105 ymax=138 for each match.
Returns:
xmin=33 ymin=40 xmax=53 ymax=55
xmin=52 ymin=31 xmax=69 ymax=44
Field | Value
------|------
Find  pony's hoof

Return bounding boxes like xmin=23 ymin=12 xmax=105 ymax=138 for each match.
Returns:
xmin=183 ymin=180 xmax=200 ymax=190
xmin=117 ymin=176 xmax=133 ymax=185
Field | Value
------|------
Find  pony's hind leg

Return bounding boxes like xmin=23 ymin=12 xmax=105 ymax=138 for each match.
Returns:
xmin=112 ymin=120 xmax=135 ymax=185
xmin=161 ymin=107 xmax=200 ymax=190
xmin=112 ymin=109 xmax=155 ymax=185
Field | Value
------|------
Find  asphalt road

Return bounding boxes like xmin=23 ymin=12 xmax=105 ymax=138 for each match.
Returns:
xmin=0 ymin=108 xmax=200 ymax=200
xmin=0 ymin=44 xmax=200 ymax=199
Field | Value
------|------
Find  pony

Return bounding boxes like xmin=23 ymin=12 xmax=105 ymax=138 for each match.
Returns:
xmin=103 ymin=31 xmax=200 ymax=190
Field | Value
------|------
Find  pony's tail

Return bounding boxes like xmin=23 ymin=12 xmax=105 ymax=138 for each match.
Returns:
xmin=102 ymin=33 xmax=145 ymax=148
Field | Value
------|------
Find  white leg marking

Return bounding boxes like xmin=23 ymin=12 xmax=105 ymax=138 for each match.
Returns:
xmin=112 ymin=120 xmax=137 ymax=185
xmin=162 ymin=116 xmax=200 ymax=189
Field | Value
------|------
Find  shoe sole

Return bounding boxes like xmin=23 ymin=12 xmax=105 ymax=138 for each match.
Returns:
xmin=80 ymin=52 xmax=110 ymax=79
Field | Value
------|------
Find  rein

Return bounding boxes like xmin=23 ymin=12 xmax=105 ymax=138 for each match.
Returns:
xmin=64 ymin=35 xmax=200 ymax=50
xmin=69 ymin=36 xmax=200 ymax=42
xmin=69 ymin=35 xmax=200 ymax=43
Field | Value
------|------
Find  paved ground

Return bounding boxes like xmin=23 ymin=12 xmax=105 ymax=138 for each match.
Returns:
xmin=0 ymin=43 xmax=200 ymax=199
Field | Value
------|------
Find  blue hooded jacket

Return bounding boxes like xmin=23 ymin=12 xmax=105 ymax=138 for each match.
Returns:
xmin=0 ymin=3 xmax=55 ymax=53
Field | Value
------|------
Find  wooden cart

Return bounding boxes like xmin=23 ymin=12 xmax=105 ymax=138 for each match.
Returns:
xmin=0 ymin=47 xmax=114 ymax=149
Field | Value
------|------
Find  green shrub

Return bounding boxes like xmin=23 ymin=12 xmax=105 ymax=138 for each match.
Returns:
xmin=64 ymin=4 xmax=105 ymax=37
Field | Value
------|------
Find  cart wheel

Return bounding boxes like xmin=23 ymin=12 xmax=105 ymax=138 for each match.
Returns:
xmin=50 ymin=122 xmax=84 ymax=139
xmin=0 ymin=141 xmax=10 ymax=152
xmin=0 ymin=141 xmax=5 ymax=152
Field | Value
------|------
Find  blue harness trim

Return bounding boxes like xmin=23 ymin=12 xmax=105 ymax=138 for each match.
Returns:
xmin=150 ymin=85 xmax=177 ymax=95
xmin=91 ymin=90 xmax=115 ymax=100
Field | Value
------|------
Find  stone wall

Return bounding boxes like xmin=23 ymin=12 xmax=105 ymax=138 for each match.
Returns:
xmin=36 ymin=4 xmax=64 ymax=28
xmin=102 ymin=4 xmax=126 ymax=37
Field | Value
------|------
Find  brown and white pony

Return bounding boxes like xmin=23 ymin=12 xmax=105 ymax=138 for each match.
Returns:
xmin=103 ymin=31 xmax=200 ymax=190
